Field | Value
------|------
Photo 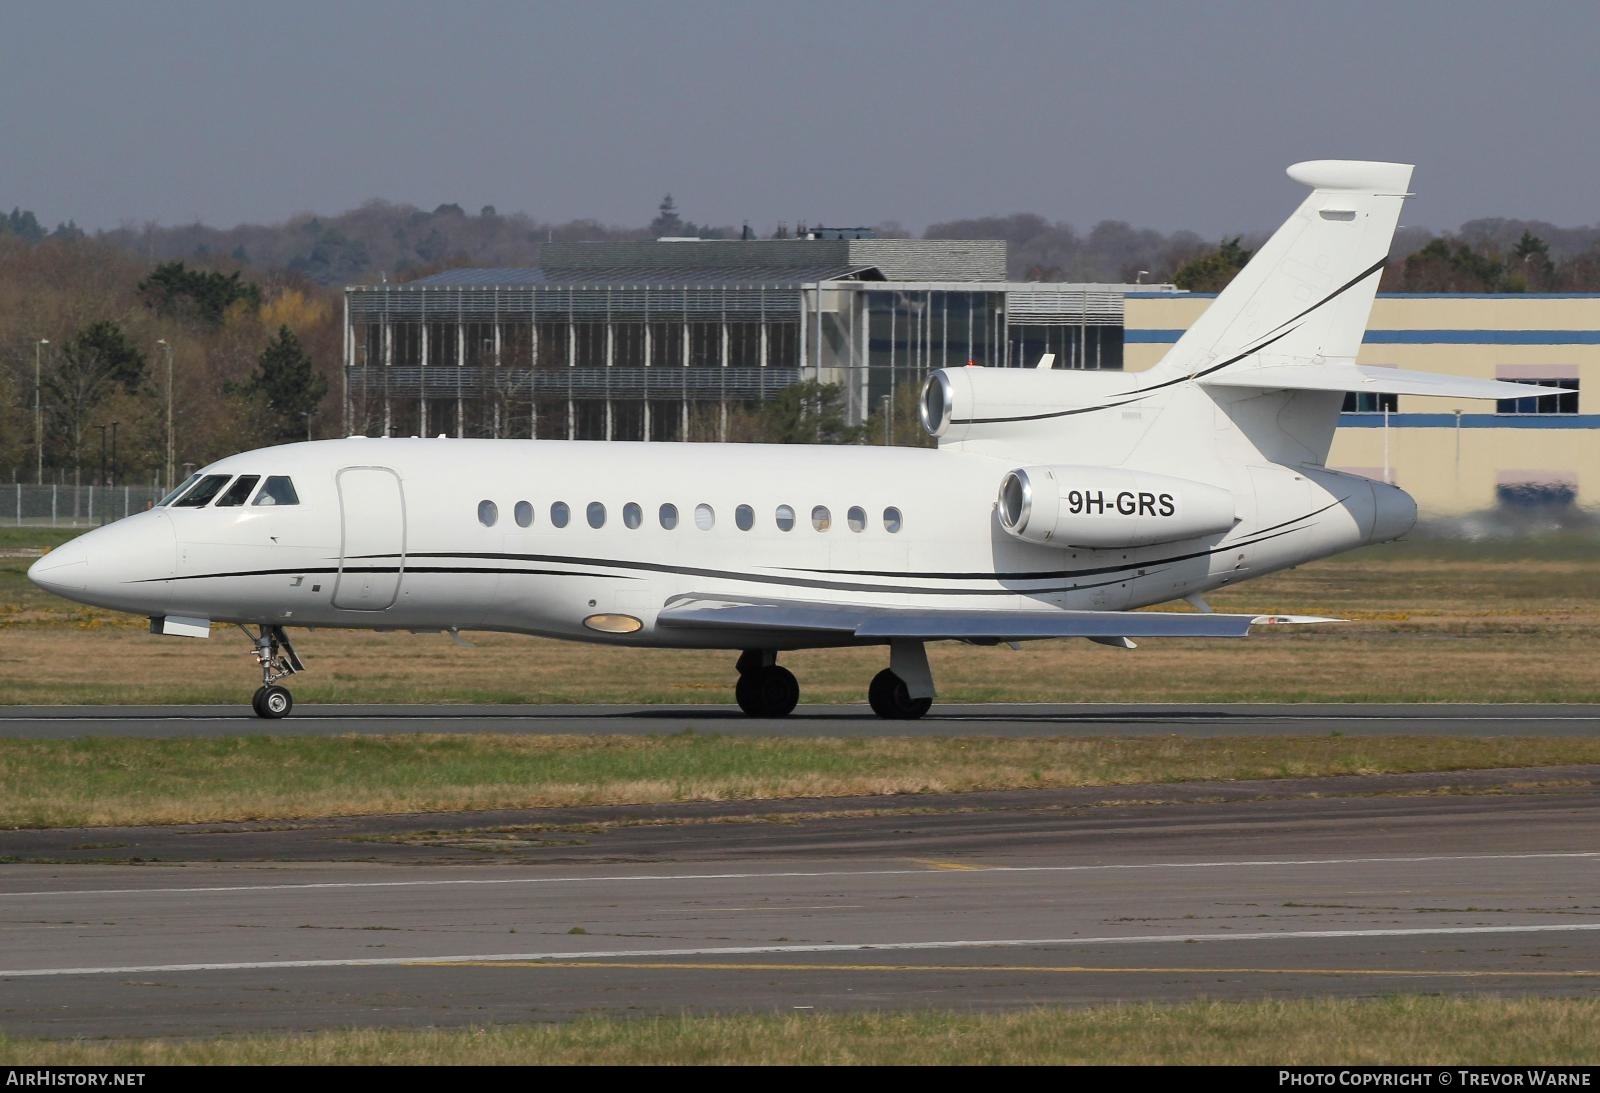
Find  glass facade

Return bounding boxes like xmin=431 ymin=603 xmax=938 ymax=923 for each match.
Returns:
xmin=345 ymin=280 xmax=1133 ymax=440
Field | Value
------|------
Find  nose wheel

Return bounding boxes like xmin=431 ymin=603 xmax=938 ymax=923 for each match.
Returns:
xmin=252 ymin=685 xmax=293 ymax=719
xmin=241 ymin=624 xmax=304 ymax=719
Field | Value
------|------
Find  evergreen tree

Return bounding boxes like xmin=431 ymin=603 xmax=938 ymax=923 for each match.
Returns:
xmin=650 ymin=194 xmax=685 ymax=237
xmin=138 ymin=261 xmax=263 ymax=326
xmin=1173 ymin=237 xmax=1253 ymax=291
xmin=746 ymin=381 xmax=864 ymax=444
xmin=248 ymin=326 xmax=328 ymax=441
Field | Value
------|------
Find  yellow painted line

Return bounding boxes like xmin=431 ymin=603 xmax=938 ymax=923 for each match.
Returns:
xmin=414 ymin=960 xmax=1600 ymax=979
xmin=909 ymin=858 xmax=991 ymax=871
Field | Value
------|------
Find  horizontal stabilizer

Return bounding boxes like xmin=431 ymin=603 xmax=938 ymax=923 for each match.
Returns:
xmin=1202 ymin=363 xmax=1565 ymax=401
xmin=659 ymin=595 xmax=1341 ymax=642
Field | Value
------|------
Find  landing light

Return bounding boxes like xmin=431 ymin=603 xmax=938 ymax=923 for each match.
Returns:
xmin=583 ymin=613 xmax=643 ymax=634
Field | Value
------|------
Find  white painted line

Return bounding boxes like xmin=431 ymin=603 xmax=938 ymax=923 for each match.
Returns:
xmin=6 ymin=922 xmax=1600 ymax=979
xmin=4 ymin=851 xmax=1595 ymax=900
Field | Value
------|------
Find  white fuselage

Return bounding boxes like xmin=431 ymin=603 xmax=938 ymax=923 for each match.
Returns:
xmin=31 ymin=435 xmax=1414 ymax=649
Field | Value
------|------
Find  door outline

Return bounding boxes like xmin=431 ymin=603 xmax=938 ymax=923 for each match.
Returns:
xmin=333 ymin=466 xmax=406 ymax=610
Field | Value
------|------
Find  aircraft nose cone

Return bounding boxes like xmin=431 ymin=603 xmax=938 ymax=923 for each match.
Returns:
xmin=27 ymin=542 xmax=88 ymax=592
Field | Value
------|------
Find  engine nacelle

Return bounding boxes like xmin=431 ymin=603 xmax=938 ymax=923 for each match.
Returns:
xmin=921 ymin=367 xmax=1135 ymax=445
xmin=997 ymin=465 xmax=1237 ymax=548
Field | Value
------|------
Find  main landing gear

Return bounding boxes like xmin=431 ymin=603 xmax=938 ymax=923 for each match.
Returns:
xmin=732 ymin=640 xmax=936 ymax=721
xmin=241 ymin=624 xmax=304 ymax=719
xmin=734 ymin=650 xmax=799 ymax=718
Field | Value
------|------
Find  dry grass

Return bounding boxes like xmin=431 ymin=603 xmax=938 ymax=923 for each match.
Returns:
xmin=4 ymin=538 xmax=1599 ymax=705
xmin=5 ymin=996 xmax=1599 ymax=1064
xmin=5 ymin=732 xmax=1600 ymax=828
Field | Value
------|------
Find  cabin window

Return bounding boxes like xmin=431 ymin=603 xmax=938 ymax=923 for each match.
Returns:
xmin=623 ymin=502 xmax=643 ymax=529
xmin=659 ymin=503 xmax=679 ymax=530
xmin=883 ymin=506 xmax=904 ymax=533
xmin=214 ymin=475 xmax=261 ymax=507
xmin=172 ymin=474 xmax=231 ymax=507
xmin=694 ymin=503 xmax=715 ymax=530
xmin=478 ymin=500 xmax=498 ymax=527
xmin=847 ymin=506 xmax=867 ymax=532
xmin=157 ymin=474 xmax=199 ymax=506
xmin=775 ymin=504 xmax=796 ymax=532
xmin=811 ymin=505 xmax=831 ymax=531
xmin=735 ymin=504 xmax=754 ymax=531
xmin=551 ymin=501 xmax=570 ymax=528
xmin=514 ymin=501 xmax=534 ymax=528
xmin=587 ymin=501 xmax=606 ymax=529
xmin=252 ymin=476 xmax=299 ymax=506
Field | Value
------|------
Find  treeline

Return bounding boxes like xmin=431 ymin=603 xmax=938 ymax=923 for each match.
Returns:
xmin=0 ymin=236 xmax=340 ymax=487
xmin=12 ymin=188 xmax=1600 ymax=288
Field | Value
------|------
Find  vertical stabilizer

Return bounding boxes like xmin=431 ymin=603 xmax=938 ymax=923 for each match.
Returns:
xmin=1147 ymin=160 xmax=1412 ymax=383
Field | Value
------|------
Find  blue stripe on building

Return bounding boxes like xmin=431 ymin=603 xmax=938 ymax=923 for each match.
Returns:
xmin=1338 ymin=414 xmax=1600 ymax=429
xmin=1126 ymin=329 xmax=1600 ymax=345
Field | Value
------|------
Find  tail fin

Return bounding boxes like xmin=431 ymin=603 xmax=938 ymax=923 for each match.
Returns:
xmin=1147 ymin=160 xmax=1412 ymax=383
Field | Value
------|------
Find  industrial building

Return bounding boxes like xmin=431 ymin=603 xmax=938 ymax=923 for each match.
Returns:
xmin=341 ymin=237 xmax=1157 ymax=442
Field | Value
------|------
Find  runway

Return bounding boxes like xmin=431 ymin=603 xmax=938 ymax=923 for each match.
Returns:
xmin=3 ymin=701 xmax=1599 ymax=738
xmin=4 ymin=768 xmax=1600 ymax=1038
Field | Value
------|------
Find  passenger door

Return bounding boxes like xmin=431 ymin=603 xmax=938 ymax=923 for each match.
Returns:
xmin=333 ymin=467 xmax=405 ymax=610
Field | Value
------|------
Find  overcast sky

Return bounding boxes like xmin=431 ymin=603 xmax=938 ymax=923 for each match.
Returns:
xmin=3 ymin=1 xmax=1596 ymax=238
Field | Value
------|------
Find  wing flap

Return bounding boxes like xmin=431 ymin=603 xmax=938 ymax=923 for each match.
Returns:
xmin=657 ymin=595 xmax=1339 ymax=642
xmin=1202 ymin=362 xmax=1562 ymax=401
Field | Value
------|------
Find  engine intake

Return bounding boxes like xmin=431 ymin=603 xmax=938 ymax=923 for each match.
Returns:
xmin=998 ymin=465 xmax=1237 ymax=548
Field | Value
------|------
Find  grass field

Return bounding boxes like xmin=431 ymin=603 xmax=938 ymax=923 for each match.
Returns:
xmin=4 ymin=731 xmax=1599 ymax=827
xmin=3 ymin=532 xmax=1599 ymax=705
xmin=4 ymin=996 xmax=1598 ymax=1064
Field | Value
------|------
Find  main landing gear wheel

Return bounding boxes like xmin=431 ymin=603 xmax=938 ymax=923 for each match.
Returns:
xmin=735 ymin=664 xmax=800 ymax=718
xmin=251 ymin=685 xmax=293 ymax=719
xmin=868 ymin=668 xmax=932 ymax=721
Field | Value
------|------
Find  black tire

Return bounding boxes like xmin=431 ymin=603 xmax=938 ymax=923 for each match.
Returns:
xmin=867 ymin=669 xmax=932 ymax=720
xmin=735 ymin=665 xmax=799 ymax=718
xmin=250 ymin=686 xmax=268 ymax=718
xmin=257 ymin=684 xmax=293 ymax=719
xmin=735 ymin=672 xmax=763 ymax=716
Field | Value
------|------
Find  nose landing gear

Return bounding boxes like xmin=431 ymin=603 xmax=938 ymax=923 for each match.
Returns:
xmin=241 ymin=624 xmax=304 ymax=719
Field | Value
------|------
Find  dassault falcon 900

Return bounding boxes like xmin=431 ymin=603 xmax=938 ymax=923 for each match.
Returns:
xmin=29 ymin=161 xmax=1559 ymax=719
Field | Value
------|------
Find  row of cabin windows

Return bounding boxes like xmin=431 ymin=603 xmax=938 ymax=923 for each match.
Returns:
xmin=160 ymin=473 xmax=300 ymax=508
xmin=478 ymin=499 xmax=903 ymax=534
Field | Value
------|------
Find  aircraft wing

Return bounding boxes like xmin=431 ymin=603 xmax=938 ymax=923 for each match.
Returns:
xmin=656 ymin=594 xmax=1339 ymax=642
xmin=1202 ymin=363 xmax=1562 ymax=401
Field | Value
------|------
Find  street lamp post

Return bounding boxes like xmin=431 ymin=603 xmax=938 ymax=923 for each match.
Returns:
xmin=157 ymin=339 xmax=173 ymax=491
xmin=34 ymin=339 xmax=48 ymax=484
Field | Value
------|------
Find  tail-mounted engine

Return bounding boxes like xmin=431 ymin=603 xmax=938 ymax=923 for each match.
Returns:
xmin=997 ymin=465 xmax=1237 ymax=548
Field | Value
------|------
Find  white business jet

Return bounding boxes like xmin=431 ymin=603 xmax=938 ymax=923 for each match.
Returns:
xmin=29 ymin=161 xmax=1557 ymax=720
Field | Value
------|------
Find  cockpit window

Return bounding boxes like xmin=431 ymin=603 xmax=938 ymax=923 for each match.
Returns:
xmin=172 ymin=474 xmax=232 ymax=508
xmin=157 ymin=474 xmax=199 ymax=507
xmin=215 ymin=475 xmax=261 ymax=507
xmin=252 ymin=476 xmax=300 ymax=506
